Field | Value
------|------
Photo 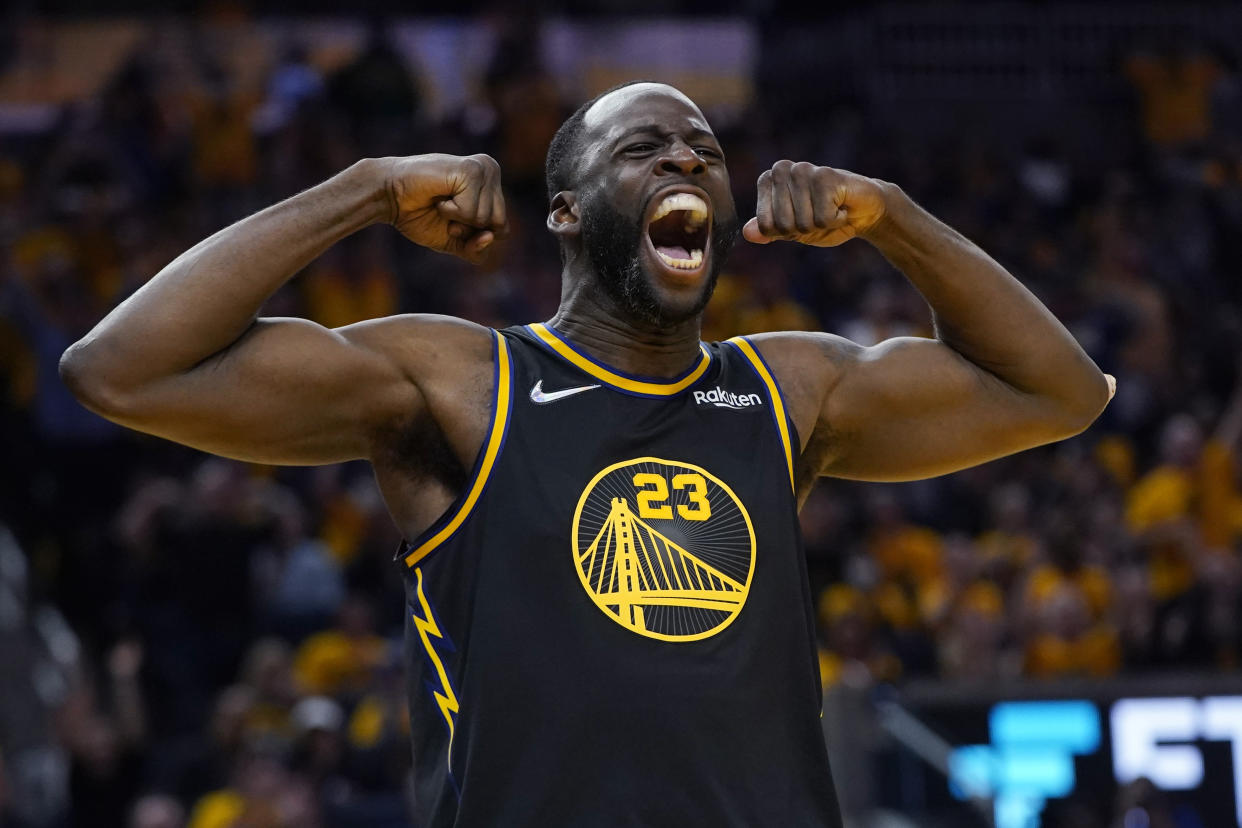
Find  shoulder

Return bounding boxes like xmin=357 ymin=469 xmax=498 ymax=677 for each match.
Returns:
xmin=334 ymin=314 xmax=497 ymax=448
xmin=733 ymin=331 xmax=861 ymax=401
xmin=725 ymin=331 xmax=863 ymax=454
xmin=736 ymin=330 xmax=862 ymax=366
xmin=337 ymin=312 xmax=493 ymax=352
xmin=336 ymin=313 xmax=495 ymax=382
xmin=351 ymin=315 xmax=500 ymax=477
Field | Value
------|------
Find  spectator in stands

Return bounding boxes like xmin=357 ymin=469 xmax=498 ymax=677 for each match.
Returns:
xmin=293 ymin=596 xmax=386 ymax=699
xmin=129 ymin=794 xmax=185 ymax=828
xmin=326 ymin=18 xmax=423 ymax=158
xmin=816 ymin=584 xmax=902 ymax=689
xmin=1125 ymin=41 xmax=1224 ymax=150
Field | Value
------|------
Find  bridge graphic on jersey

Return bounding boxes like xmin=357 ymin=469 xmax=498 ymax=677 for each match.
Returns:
xmin=578 ymin=497 xmax=744 ymax=631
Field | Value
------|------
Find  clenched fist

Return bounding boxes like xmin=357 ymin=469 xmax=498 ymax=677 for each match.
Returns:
xmin=743 ymin=161 xmax=889 ymax=248
xmin=382 ymin=153 xmax=508 ymax=264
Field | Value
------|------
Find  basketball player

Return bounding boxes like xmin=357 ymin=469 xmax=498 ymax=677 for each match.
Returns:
xmin=60 ymin=82 xmax=1112 ymax=826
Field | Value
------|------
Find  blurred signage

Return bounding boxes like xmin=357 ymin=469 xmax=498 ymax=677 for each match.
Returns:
xmin=942 ymin=695 xmax=1242 ymax=828
xmin=948 ymin=700 xmax=1101 ymax=828
xmin=1112 ymin=697 xmax=1242 ymax=826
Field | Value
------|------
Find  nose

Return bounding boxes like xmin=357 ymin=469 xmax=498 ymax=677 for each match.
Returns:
xmin=658 ymin=140 xmax=705 ymax=176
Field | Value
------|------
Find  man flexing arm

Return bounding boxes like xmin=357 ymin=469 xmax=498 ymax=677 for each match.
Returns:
xmin=740 ymin=162 xmax=1114 ymax=498
xmin=58 ymin=155 xmax=507 ymax=535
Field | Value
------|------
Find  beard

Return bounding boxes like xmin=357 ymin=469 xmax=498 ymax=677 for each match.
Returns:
xmin=579 ymin=194 xmax=740 ymax=328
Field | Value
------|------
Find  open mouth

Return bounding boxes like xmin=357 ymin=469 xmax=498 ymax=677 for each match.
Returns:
xmin=646 ymin=191 xmax=711 ymax=272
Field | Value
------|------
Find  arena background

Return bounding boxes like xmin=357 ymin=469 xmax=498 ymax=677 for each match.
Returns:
xmin=2 ymin=3 xmax=1241 ymax=827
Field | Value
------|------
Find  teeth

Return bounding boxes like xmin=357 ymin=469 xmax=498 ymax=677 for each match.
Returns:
xmin=650 ymin=192 xmax=708 ymax=226
xmin=655 ymin=248 xmax=704 ymax=270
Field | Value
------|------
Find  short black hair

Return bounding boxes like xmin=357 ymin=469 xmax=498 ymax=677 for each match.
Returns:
xmin=545 ymin=80 xmax=653 ymax=204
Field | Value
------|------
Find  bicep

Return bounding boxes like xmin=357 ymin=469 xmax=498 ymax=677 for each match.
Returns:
xmin=102 ymin=316 xmax=422 ymax=465
xmin=817 ymin=336 xmax=1080 ymax=481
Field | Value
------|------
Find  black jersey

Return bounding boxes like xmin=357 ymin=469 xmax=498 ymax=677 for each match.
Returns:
xmin=397 ymin=323 xmax=842 ymax=827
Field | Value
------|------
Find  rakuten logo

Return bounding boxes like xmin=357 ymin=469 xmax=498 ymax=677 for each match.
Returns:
xmin=693 ymin=387 xmax=763 ymax=409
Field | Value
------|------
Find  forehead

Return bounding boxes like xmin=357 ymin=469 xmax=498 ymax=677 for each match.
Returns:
xmin=581 ymin=83 xmax=714 ymax=144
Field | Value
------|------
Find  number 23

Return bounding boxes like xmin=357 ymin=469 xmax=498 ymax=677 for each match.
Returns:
xmin=633 ymin=472 xmax=712 ymax=521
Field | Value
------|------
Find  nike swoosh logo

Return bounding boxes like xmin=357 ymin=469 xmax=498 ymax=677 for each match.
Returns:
xmin=530 ymin=380 xmax=601 ymax=404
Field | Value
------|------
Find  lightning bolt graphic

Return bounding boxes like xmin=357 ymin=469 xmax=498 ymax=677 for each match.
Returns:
xmin=412 ymin=567 xmax=460 ymax=768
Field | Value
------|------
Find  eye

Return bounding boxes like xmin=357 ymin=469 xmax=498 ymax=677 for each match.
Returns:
xmin=694 ymin=146 xmax=722 ymax=159
xmin=624 ymin=143 xmax=657 ymax=154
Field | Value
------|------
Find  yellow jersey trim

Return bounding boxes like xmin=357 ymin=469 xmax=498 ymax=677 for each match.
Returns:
xmin=403 ymin=333 xmax=512 ymax=567
xmin=728 ymin=337 xmax=795 ymax=492
xmin=527 ymin=323 xmax=711 ymax=396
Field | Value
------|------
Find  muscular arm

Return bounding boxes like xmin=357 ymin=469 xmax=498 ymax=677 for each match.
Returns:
xmin=59 ymin=155 xmax=504 ymax=465
xmin=744 ymin=165 xmax=1112 ymax=485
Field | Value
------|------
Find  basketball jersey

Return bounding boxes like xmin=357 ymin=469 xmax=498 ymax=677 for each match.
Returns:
xmin=397 ymin=323 xmax=842 ymax=827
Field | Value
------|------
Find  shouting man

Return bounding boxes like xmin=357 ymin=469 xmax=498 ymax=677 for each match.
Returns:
xmin=61 ymin=82 xmax=1112 ymax=826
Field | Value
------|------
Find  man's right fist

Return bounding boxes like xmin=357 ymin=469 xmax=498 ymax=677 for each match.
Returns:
xmin=382 ymin=154 xmax=507 ymax=264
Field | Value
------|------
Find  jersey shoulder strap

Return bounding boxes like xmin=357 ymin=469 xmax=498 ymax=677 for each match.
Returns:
xmin=725 ymin=335 xmax=798 ymax=492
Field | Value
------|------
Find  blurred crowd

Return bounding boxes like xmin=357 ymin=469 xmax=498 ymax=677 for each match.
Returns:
xmin=1 ymin=10 xmax=1241 ymax=828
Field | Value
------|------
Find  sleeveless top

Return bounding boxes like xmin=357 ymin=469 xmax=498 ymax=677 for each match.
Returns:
xmin=396 ymin=323 xmax=842 ymax=827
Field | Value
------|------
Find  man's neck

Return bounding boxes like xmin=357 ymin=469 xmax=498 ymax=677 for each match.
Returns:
xmin=547 ymin=299 xmax=704 ymax=380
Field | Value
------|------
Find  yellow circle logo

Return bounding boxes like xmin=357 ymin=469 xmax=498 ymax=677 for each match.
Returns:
xmin=572 ymin=457 xmax=755 ymax=642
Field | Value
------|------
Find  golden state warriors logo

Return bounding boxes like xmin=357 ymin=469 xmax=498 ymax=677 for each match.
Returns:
xmin=572 ymin=457 xmax=756 ymax=642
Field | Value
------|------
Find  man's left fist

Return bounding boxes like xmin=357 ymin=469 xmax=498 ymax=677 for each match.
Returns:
xmin=743 ymin=161 xmax=888 ymax=247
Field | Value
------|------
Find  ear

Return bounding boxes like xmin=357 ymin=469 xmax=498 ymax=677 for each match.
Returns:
xmin=547 ymin=191 xmax=580 ymax=241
